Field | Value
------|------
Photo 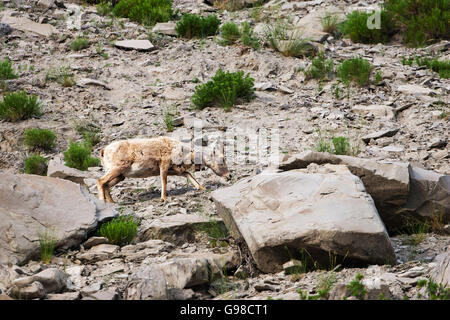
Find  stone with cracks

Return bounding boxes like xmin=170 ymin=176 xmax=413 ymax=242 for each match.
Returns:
xmin=47 ymin=157 xmax=92 ymax=185
xmin=11 ymin=268 xmax=72 ymax=296
xmin=124 ymin=264 xmax=168 ymax=300
xmin=212 ymin=165 xmax=395 ymax=273
xmin=279 ymin=151 xmax=450 ymax=232
xmin=0 ymin=173 xmax=117 ymax=265
xmin=431 ymin=246 xmax=450 ymax=288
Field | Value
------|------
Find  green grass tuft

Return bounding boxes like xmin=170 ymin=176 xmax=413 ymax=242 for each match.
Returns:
xmin=38 ymin=229 xmax=58 ymax=264
xmin=98 ymin=215 xmax=139 ymax=246
xmin=23 ymin=128 xmax=57 ymax=151
xmin=0 ymin=90 xmax=42 ymax=122
xmin=70 ymin=37 xmax=90 ymax=51
xmin=0 ymin=58 xmax=18 ymax=80
xmin=337 ymin=57 xmax=373 ymax=86
xmin=346 ymin=273 xmax=367 ymax=300
xmin=304 ymin=51 xmax=335 ymax=81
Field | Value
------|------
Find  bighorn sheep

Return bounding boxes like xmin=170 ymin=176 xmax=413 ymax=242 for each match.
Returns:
xmin=97 ymin=136 xmax=231 ymax=202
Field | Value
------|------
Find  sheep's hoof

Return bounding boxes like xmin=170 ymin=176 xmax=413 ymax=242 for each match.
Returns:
xmin=160 ymin=197 xmax=168 ymax=202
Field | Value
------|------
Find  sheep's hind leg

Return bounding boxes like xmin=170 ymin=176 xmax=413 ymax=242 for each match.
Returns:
xmin=183 ymin=172 xmax=205 ymax=190
xmin=97 ymin=168 xmax=125 ymax=203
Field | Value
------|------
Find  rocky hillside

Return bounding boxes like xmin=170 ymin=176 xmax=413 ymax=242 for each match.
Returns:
xmin=0 ymin=0 xmax=449 ymax=300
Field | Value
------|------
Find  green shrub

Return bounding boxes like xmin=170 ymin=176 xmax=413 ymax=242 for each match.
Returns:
xmin=332 ymin=137 xmax=351 ymax=155
xmin=0 ymin=90 xmax=42 ymax=122
xmin=196 ymin=218 xmax=230 ymax=248
xmin=0 ymin=58 xmax=18 ymax=80
xmin=384 ymin=0 xmax=449 ymax=47
xmin=341 ymin=10 xmax=396 ymax=44
xmin=70 ymin=37 xmax=90 ymax=51
xmin=113 ymin=0 xmax=173 ymax=26
xmin=98 ymin=215 xmax=139 ymax=246
xmin=337 ymin=57 xmax=373 ymax=86
xmin=304 ymin=51 xmax=334 ymax=81
xmin=23 ymin=128 xmax=57 ymax=151
xmin=221 ymin=21 xmax=241 ymax=45
xmin=191 ymin=69 xmax=255 ymax=111
xmin=315 ymin=129 xmax=359 ymax=156
xmin=175 ymin=13 xmax=220 ymax=38
xmin=63 ymin=141 xmax=101 ymax=171
xmin=24 ymin=154 xmax=48 ymax=176
xmin=162 ymin=105 xmax=176 ymax=132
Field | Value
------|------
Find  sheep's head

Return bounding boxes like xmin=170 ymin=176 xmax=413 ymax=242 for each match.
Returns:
xmin=202 ymin=144 xmax=231 ymax=181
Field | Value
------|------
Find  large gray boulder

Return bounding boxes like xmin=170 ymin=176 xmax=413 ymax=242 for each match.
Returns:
xmin=279 ymin=151 xmax=450 ymax=232
xmin=212 ymin=165 xmax=395 ymax=273
xmin=0 ymin=173 xmax=117 ymax=265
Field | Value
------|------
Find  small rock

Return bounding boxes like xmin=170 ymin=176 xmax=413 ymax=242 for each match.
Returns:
xmin=152 ymin=22 xmax=176 ymax=36
xmin=362 ymin=128 xmax=400 ymax=143
xmin=82 ymin=237 xmax=110 ymax=250
xmin=282 ymin=260 xmax=303 ymax=274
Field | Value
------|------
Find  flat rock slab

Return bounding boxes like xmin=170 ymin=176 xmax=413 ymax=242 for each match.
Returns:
xmin=0 ymin=173 xmax=117 ymax=265
xmin=152 ymin=22 xmax=177 ymax=36
xmin=362 ymin=127 xmax=400 ymax=143
xmin=396 ymin=84 xmax=434 ymax=97
xmin=1 ymin=14 xmax=58 ymax=37
xmin=47 ymin=158 xmax=92 ymax=185
xmin=77 ymin=78 xmax=111 ymax=90
xmin=114 ymin=40 xmax=155 ymax=51
xmin=212 ymin=165 xmax=395 ymax=273
xmin=352 ymin=104 xmax=395 ymax=120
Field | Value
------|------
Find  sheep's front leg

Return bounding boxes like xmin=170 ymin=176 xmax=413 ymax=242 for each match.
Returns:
xmin=183 ymin=172 xmax=205 ymax=190
xmin=160 ymin=162 xmax=170 ymax=202
xmin=97 ymin=168 xmax=125 ymax=203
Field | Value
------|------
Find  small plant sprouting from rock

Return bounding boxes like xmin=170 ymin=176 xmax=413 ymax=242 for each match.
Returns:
xmin=219 ymin=21 xmax=260 ymax=50
xmin=191 ymin=69 xmax=255 ymax=111
xmin=345 ymin=273 xmax=367 ymax=300
xmin=38 ymin=229 xmax=58 ymax=264
xmin=314 ymin=129 xmax=359 ymax=156
xmin=63 ymin=141 xmax=101 ymax=171
xmin=0 ymin=58 xmax=18 ymax=80
xmin=74 ymin=120 xmax=102 ymax=147
xmin=416 ymin=278 xmax=450 ymax=300
xmin=264 ymin=20 xmax=317 ymax=58
xmin=298 ymin=272 xmax=337 ymax=300
xmin=46 ymin=66 xmax=75 ymax=87
xmin=0 ymin=90 xmax=42 ymax=122
xmin=23 ymin=128 xmax=57 ymax=151
xmin=162 ymin=105 xmax=176 ymax=132
xmin=321 ymin=13 xmax=340 ymax=35
xmin=70 ymin=37 xmax=90 ymax=52
xmin=98 ymin=215 xmax=139 ymax=246
xmin=24 ymin=154 xmax=48 ymax=176
xmin=402 ymin=55 xmax=450 ymax=79
xmin=175 ymin=13 xmax=221 ymax=39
